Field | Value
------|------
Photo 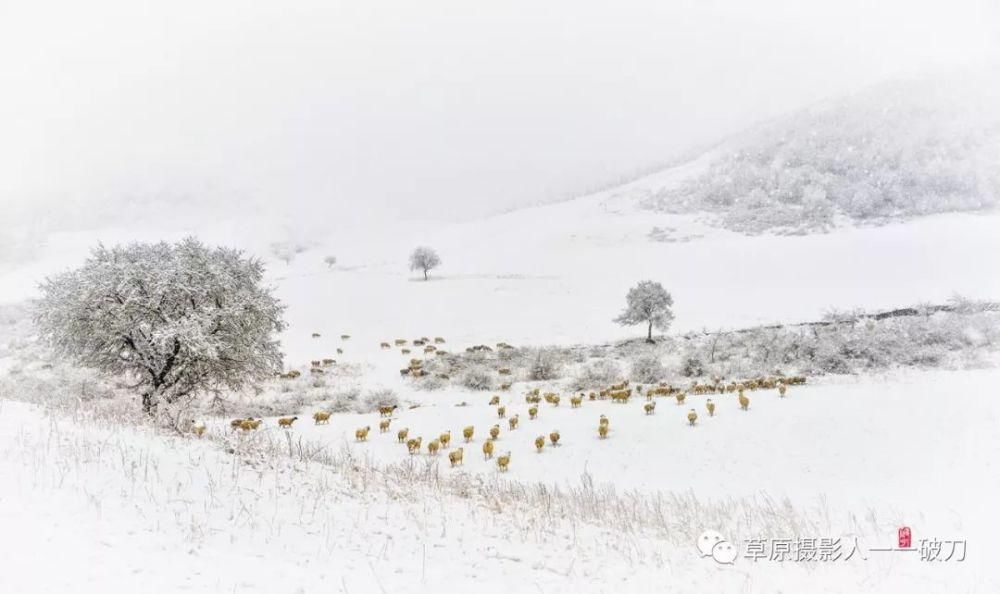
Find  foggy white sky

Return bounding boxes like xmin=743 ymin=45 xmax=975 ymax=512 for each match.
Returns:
xmin=2 ymin=0 xmax=998 ymax=230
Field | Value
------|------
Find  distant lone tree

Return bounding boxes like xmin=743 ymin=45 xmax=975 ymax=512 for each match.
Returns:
xmin=409 ymin=246 xmax=441 ymax=280
xmin=323 ymin=255 xmax=337 ymax=269
xmin=35 ymin=237 xmax=286 ymax=415
xmin=614 ymin=280 xmax=674 ymax=343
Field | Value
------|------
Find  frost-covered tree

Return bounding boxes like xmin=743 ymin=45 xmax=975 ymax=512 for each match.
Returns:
xmin=409 ymin=246 xmax=441 ymax=280
xmin=323 ymin=255 xmax=337 ymax=269
xmin=35 ymin=237 xmax=286 ymax=414
xmin=615 ymin=281 xmax=674 ymax=343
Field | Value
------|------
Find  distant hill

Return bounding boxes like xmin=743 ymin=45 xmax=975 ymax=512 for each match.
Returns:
xmin=640 ymin=77 xmax=1000 ymax=234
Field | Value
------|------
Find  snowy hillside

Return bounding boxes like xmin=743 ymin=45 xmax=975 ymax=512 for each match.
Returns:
xmin=638 ymin=77 xmax=1000 ymax=233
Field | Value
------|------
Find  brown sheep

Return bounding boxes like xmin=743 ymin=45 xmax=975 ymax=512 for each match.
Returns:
xmin=380 ymin=342 xmax=391 ymax=349
xmin=394 ymin=339 xmax=407 ymax=346
xmin=355 ymin=426 xmax=371 ymax=441
xmin=489 ymin=395 xmax=500 ymax=406
xmin=499 ymin=383 xmax=512 ymax=391
xmin=599 ymin=414 xmax=609 ymax=428
xmin=549 ymin=431 xmax=560 ymax=446
xmin=434 ymin=337 xmax=446 ymax=344
xmin=598 ymin=425 xmax=609 ymax=439
xmin=277 ymin=416 xmax=298 ymax=428
xmin=439 ymin=431 xmax=452 ymax=449
xmin=687 ymin=409 xmax=698 ymax=426
xmin=379 ymin=419 xmax=392 ymax=433
xmin=496 ymin=451 xmax=511 ymax=471
xmin=463 ymin=425 xmax=475 ymax=442
xmin=643 ymin=401 xmax=656 ymax=415
xmin=398 ymin=427 xmax=410 ymax=443
xmin=378 ymin=405 xmax=397 ymax=417
xmin=706 ymin=399 xmax=716 ymax=417
xmin=190 ymin=420 xmax=207 ymax=438
xmin=482 ymin=439 xmax=495 ymax=459
xmin=311 ymin=360 xmax=322 ymax=367
xmin=336 ymin=348 xmax=344 ymax=355
xmin=779 ymin=385 xmax=787 ymax=397
xmin=497 ymin=406 xmax=506 ymax=419
xmin=427 ymin=439 xmax=440 ymax=455
xmin=528 ymin=406 xmax=538 ymax=420
xmin=311 ymin=333 xmax=321 ymax=338
xmin=322 ymin=358 xmax=335 ymax=366
xmin=570 ymin=395 xmax=583 ymax=408
xmin=238 ymin=418 xmax=261 ymax=431
xmin=448 ymin=447 xmax=464 ymax=467
xmin=230 ymin=418 xmax=250 ymax=429
xmin=534 ymin=436 xmax=545 ymax=452
xmin=340 ymin=334 xmax=351 ymax=340
xmin=401 ymin=348 xmax=411 ymax=355
xmin=313 ymin=411 xmax=331 ymax=425
xmin=489 ymin=425 xmax=501 ymax=440
xmin=508 ymin=415 xmax=519 ymax=430
xmin=738 ymin=392 xmax=750 ymax=411
xmin=407 ymin=437 xmax=422 ymax=454
xmin=498 ymin=368 xmax=512 ymax=375
xmin=675 ymin=392 xmax=686 ymax=405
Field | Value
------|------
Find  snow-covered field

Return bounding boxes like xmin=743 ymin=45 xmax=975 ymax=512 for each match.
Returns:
xmin=2 ymin=184 xmax=999 ymax=592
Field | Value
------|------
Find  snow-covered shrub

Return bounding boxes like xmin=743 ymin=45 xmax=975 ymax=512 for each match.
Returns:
xmin=568 ymin=358 xmax=622 ymax=390
xmin=362 ymin=388 xmax=399 ymax=412
xmin=413 ymin=374 xmax=447 ymax=391
xmin=34 ymin=237 xmax=286 ymax=415
xmin=680 ymin=355 xmax=705 ymax=378
xmin=528 ymin=348 xmax=564 ymax=381
xmin=270 ymin=241 xmax=309 ymax=265
xmin=461 ymin=365 xmax=494 ymax=391
xmin=329 ymin=385 xmax=362 ymax=412
xmin=630 ymin=353 xmax=666 ymax=383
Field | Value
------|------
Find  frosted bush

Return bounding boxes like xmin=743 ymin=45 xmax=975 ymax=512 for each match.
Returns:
xmin=630 ymin=353 xmax=666 ymax=383
xmin=528 ymin=348 xmax=564 ymax=381
xmin=568 ymin=359 xmax=622 ymax=390
xmin=461 ymin=366 xmax=494 ymax=391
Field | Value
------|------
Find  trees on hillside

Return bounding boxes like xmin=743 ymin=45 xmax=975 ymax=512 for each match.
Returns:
xmin=409 ymin=246 xmax=441 ymax=280
xmin=614 ymin=280 xmax=674 ymax=343
xmin=35 ymin=237 xmax=286 ymax=414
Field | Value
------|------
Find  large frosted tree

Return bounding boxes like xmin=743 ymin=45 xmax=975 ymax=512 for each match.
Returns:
xmin=614 ymin=280 xmax=674 ymax=343
xmin=35 ymin=237 xmax=286 ymax=414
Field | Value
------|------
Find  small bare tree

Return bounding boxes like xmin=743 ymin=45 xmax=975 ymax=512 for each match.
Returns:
xmin=35 ymin=237 xmax=286 ymax=415
xmin=409 ymin=246 xmax=441 ymax=280
xmin=614 ymin=280 xmax=674 ymax=343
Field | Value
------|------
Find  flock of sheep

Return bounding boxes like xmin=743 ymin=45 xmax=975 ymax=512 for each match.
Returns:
xmin=210 ymin=333 xmax=807 ymax=475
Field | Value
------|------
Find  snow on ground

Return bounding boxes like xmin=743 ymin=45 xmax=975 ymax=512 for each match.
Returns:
xmin=3 ymin=179 xmax=999 ymax=367
xmin=2 ymin=181 xmax=999 ymax=591
xmin=1 ymin=376 xmax=995 ymax=593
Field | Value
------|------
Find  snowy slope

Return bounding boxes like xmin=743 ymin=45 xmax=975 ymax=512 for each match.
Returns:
xmin=4 ymin=190 xmax=999 ymax=369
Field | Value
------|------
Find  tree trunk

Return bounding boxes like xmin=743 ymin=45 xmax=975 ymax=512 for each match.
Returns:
xmin=141 ymin=392 xmax=157 ymax=415
xmin=423 ymin=269 xmax=428 ymax=281
xmin=646 ymin=320 xmax=654 ymax=343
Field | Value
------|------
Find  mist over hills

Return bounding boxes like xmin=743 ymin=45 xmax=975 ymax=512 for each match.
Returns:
xmin=640 ymin=76 xmax=1000 ymax=234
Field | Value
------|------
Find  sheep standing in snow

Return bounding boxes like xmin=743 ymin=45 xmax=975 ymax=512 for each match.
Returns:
xmin=497 ymin=452 xmax=511 ymax=471
xmin=738 ymin=392 xmax=750 ymax=410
